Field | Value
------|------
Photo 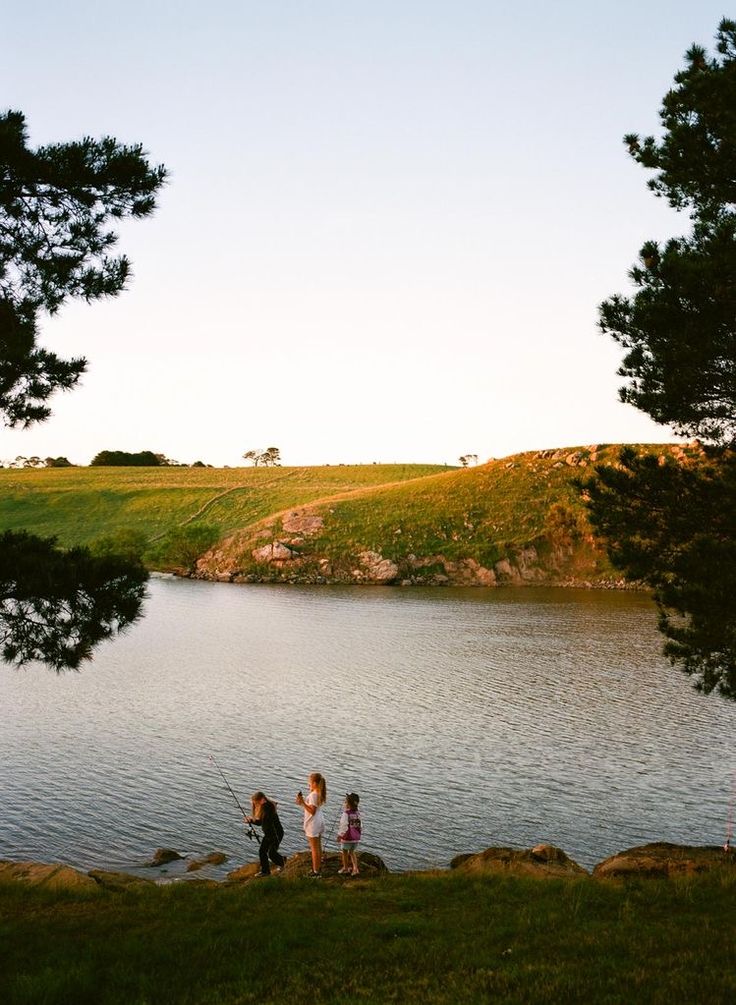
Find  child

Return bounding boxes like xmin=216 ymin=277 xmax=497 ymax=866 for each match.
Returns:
xmin=295 ymin=772 xmax=326 ymax=876
xmin=337 ymin=792 xmax=362 ymax=876
xmin=246 ymin=791 xmax=285 ymax=877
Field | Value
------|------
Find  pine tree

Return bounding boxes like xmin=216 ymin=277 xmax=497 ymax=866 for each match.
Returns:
xmin=0 ymin=110 xmax=166 ymax=669
xmin=584 ymin=20 xmax=736 ymax=697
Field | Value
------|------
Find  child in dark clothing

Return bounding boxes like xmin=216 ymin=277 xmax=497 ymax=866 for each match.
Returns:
xmin=246 ymin=792 xmax=285 ymax=876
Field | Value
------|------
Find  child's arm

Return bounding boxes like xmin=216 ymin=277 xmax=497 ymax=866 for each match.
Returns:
xmin=337 ymin=810 xmax=348 ymax=839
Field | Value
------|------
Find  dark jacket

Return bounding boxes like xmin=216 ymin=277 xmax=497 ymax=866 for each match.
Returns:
xmin=254 ymin=800 xmax=284 ymax=844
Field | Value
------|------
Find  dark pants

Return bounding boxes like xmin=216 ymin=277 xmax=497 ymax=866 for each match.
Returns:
xmin=259 ymin=837 xmax=285 ymax=874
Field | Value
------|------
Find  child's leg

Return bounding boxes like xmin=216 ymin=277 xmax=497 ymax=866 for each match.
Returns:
xmin=351 ymin=848 xmax=359 ymax=874
xmin=269 ymin=843 xmax=285 ymax=869
xmin=307 ymin=836 xmax=322 ymax=873
xmin=258 ymin=839 xmax=271 ymax=875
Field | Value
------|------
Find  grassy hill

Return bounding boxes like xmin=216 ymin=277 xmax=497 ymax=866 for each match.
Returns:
xmin=197 ymin=443 xmax=699 ymax=587
xmin=0 ymin=444 xmax=700 ymax=586
xmin=0 ymin=463 xmax=446 ymax=548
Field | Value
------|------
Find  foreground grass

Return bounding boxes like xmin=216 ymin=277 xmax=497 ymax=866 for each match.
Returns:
xmin=1 ymin=871 xmax=735 ymax=1004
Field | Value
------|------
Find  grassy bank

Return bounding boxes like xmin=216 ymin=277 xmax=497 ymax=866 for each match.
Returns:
xmin=1 ymin=870 xmax=734 ymax=1004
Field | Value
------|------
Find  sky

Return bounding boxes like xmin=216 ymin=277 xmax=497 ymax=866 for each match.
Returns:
xmin=1 ymin=1 xmax=728 ymax=467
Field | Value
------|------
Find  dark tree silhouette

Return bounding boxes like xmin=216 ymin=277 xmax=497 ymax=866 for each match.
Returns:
xmin=584 ymin=20 xmax=736 ymax=698
xmin=0 ymin=110 xmax=166 ymax=669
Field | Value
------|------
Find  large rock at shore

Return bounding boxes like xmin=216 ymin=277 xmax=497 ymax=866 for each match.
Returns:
xmin=450 ymin=844 xmax=588 ymax=878
xmin=592 ymin=842 xmax=734 ymax=879
xmin=227 ymin=850 xmax=388 ymax=882
xmin=0 ymin=860 xmax=99 ymax=891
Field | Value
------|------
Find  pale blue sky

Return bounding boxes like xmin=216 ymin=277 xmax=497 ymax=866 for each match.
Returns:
xmin=1 ymin=2 xmax=728 ymax=465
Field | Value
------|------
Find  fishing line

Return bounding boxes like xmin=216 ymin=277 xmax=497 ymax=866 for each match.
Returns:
xmin=209 ymin=754 xmax=257 ymax=841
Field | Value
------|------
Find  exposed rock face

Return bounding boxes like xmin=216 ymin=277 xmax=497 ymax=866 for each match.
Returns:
xmin=450 ymin=844 xmax=588 ymax=878
xmin=0 ymin=860 xmax=99 ymax=891
xmin=355 ymin=551 xmax=399 ymax=584
xmin=282 ymin=510 xmax=324 ymax=535
xmin=592 ymin=843 xmax=734 ymax=878
xmin=148 ymin=848 xmax=183 ymax=867
xmin=226 ymin=850 xmax=388 ymax=882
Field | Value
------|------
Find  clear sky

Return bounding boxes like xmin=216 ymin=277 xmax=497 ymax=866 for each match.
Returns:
xmin=1 ymin=1 xmax=727 ymax=466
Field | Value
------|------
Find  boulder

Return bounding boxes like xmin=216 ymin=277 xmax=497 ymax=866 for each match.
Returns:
xmin=88 ymin=870 xmax=155 ymax=891
xmin=186 ymin=851 xmax=229 ymax=872
xmin=147 ymin=848 xmax=184 ymax=867
xmin=0 ymin=859 xmax=98 ymax=891
xmin=592 ymin=842 xmax=734 ymax=879
xmin=227 ymin=850 xmax=388 ymax=882
xmin=357 ymin=551 xmax=399 ymax=584
xmin=450 ymin=844 xmax=588 ymax=878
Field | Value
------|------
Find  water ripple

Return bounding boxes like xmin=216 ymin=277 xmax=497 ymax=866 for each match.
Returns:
xmin=1 ymin=581 xmax=734 ymax=872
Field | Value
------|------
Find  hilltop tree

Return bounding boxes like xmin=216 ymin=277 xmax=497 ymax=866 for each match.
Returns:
xmin=583 ymin=19 xmax=736 ymax=698
xmin=243 ymin=446 xmax=281 ymax=467
xmin=0 ymin=109 xmax=166 ymax=670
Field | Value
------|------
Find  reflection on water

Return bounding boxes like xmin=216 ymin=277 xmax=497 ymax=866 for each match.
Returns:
xmin=0 ymin=579 xmax=733 ymax=873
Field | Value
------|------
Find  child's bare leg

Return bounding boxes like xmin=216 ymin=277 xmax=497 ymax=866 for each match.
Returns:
xmin=308 ymin=836 xmax=322 ymax=873
xmin=351 ymin=850 xmax=359 ymax=874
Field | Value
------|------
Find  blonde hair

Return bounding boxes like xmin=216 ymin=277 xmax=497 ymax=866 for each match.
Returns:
xmin=310 ymin=772 xmax=327 ymax=806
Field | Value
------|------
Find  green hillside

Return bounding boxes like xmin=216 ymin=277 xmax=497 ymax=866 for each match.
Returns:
xmin=0 ymin=463 xmax=446 ymax=547
xmin=0 ymin=444 xmax=699 ymax=586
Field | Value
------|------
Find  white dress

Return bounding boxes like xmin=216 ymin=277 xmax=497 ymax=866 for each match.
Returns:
xmin=303 ymin=789 xmax=325 ymax=837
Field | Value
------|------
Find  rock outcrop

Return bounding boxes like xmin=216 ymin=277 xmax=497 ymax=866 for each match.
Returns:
xmin=592 ymin=842 xmax=734 ymax=878
xmin=227 ymin=850 xmax=388 ymax=882
xmin=88 ymin=870 xmax=155 ymax=891
xmin=450 ymin=844 xmax=588 ymax=878
xmin=0 ymin=860 xmax=99 ymax=891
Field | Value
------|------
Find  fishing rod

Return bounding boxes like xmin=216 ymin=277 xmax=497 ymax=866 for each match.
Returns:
xmin=209 ymin=754 xmax=257 ymax=841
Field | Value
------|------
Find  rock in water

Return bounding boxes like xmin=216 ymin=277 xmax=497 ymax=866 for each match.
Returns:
xmin=186 ymin=852 xmax=229 ymax=872
xmin=148 ymin=848 xmax=184 ymax=867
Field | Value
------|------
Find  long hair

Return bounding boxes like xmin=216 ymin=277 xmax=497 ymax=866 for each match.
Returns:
xmin=310 ymin=772 xmax=327 ymax=806
xmin=251 ymin=790 xmax=275 ymax=819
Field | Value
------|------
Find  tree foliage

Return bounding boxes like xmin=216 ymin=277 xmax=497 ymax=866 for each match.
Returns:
xmin=0 ymin=530 xmax=147 ymax=671
xmin=586 ymin=19 xmax=736 ymax=697
xmin=601 ymin=20 xmax=736 ymax=446
xmin=0 ymin=110 xmax=165 ymax=670
xmin=583 ymin=449 xmax=736 ymax=698
xmin=243 ymin=446 xmax=281 ymax=467
xmin=0 ymin=109 xmax=166 ymax=426
xmin=90 ymin=449 xmax=164 ymax=467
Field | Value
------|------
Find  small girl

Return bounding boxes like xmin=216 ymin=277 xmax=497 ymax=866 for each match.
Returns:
xmin=295 ymin=772 xmax=326 ymax=877
xmin=246 ymin=791 xmax=285 ymax=877
xmin=337 ymin=792 xmax=362 ymax=876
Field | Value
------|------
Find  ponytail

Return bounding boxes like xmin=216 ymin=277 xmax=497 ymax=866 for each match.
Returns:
xmin=310 ymin=772 xmax=327 ymax=806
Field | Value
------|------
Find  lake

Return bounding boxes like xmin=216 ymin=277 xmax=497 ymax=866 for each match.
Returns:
xmin=0 ymin=578 xmax=733 ymax=876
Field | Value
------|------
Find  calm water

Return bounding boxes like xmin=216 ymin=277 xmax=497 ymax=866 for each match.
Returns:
xmin=0 ymin=578 xmax=733 ymax=875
